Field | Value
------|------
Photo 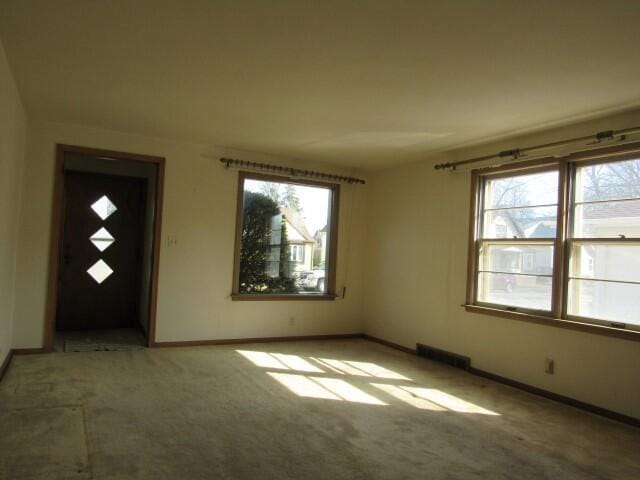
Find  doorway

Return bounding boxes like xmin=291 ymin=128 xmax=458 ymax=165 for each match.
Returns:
xmin=46 ymin=145 xmax=164 ymax=352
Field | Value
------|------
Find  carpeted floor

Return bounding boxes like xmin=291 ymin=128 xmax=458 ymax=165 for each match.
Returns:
xmin=1 ymin=339 xmax=638 ymax=479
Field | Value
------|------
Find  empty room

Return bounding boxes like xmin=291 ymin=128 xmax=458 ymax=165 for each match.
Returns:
xmin=1 ymin=1 xmax=639 ymax=479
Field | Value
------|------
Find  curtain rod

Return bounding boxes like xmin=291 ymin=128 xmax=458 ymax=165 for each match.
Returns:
xmin=218 ymin=157 xmax=366 ymax=184
xmin=434 ymin=125 xmax=640 ymax=171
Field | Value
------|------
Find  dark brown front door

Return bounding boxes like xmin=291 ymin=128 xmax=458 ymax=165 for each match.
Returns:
xmin=56 ymin=172 xmax=147 ymax=331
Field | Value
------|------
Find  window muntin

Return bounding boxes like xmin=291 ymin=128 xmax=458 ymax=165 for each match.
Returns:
xmin=475 ymin=169 xmax=559 ymax=313
xmin=567 ymin=159 xmax=640 ymax=327
xmin=234 ymin=174 xmax=337 ymax=297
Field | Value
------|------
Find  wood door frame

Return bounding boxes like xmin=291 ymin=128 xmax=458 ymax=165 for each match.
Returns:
xmin=44 ymin=144 xmax=165 ymax=351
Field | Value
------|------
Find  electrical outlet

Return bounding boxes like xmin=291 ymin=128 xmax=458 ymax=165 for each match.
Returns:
xmin=167 ymin=236 xmax=178 ymax=247
xmin=545 ymin=358 xmax=555 ymax=374
xmin=289 ymin=316 xmax=295 ymax=326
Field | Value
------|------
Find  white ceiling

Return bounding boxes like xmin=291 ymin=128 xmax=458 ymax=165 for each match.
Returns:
xmin=1 ymin=0 xmax=639 ymax=169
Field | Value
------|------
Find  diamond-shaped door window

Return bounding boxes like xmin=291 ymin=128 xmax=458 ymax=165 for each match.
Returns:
xmin=90 ymin=227 xmax=115 ymax=252
xmin=87 ymin=259 xmax=113 ymax=284
xmin=91 ymin=195 xmax=117 ymax=220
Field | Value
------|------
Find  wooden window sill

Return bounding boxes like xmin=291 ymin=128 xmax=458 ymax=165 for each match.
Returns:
xmin=464 ymin=304 xmax=640 ymax=342
xmin=231 ymin=294 xmax=336 ymax=301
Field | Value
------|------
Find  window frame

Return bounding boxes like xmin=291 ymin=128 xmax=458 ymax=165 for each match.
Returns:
xmin=471 ymin=163 xmax=562 ymax=317
xmin=466 ymin=142 xmax=640 ymax=341
xmin=231 ymin=171 xmax=340 ymax=301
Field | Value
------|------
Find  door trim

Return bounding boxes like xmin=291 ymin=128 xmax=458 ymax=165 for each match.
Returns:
xmin=45 ymin=144 xmax=165 ymax=351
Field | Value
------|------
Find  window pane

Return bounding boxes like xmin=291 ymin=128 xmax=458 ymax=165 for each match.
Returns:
xmin=476 ymin=169 xmax=558 ymax=311
xmin=575 ymin=158 xmax=640 ymax=203
xmin=90 ymin=195 xmax=117 ymax=220
xmin=568 ymin=279 xmax=640 ymax=326
xmin=485 ymin=171 xmax=558 ymax=209
xmin=572 ymin=199 xmax=640 ymax=238
xmin=477 ymin=272 xmax=552 ymax=311
xmin=479 ymin=244 xmax=554 ymax=276
xmin=569 ymin=158 xmax=640 ymax=326
xmin=239 ymin=178 xmax=331 ymax=294
xmin=570 ymin=243 xmax=640 ymax=283
xmin=483 ymin=207 xmax=557 ymax=238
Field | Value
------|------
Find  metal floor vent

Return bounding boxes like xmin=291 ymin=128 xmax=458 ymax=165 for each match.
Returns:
xmin=416 ymin=343 xmax=470 ymax=370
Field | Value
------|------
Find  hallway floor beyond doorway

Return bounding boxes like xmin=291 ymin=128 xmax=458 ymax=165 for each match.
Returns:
xmin=54 ymin=328 xmax=145 ymax=352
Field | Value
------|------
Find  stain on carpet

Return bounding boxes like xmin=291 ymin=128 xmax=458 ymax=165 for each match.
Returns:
xmin=0 ymin=405 xmax=90 ymax=479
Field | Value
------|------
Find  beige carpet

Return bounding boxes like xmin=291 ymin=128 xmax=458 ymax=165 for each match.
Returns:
xmin=0 ymin=339 xmax=638 ymax=479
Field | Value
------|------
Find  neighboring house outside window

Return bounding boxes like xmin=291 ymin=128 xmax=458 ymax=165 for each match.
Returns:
xmin=466 ymin=143 xmax=640 ymax=339
xmin=279 ymin=207 xmax=314 ymax=272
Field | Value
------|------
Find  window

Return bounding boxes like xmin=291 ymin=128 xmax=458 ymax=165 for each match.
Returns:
xmin=289 ymin=244 xmax=304 ymax=263
xmin=233 ymin=172 xmax=338 ymax=299
xmin=475 ymin=168 xmax=559 ymax=313
xmin=87 ymin=195 xmax=117 ymax=284
xmin=467 ymin=144 xmax=640 ymax=337
xmin=567 ymin=158 xmax=640 ymax=326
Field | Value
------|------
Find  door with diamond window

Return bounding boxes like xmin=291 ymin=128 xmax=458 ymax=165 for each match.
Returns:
xmin=56 ymin=172 xmax=147 ymax=330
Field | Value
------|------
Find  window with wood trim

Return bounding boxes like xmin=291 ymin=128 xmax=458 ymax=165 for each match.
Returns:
xmin=467 ymin=144 xmax=640 ymax=336
xmin=566 ymin=159 xmax=640 ymax=327
xmin=232 ymin=172 xmax=339 ymax=300
xmin=474 ymin=167 xmax=559 ymax=313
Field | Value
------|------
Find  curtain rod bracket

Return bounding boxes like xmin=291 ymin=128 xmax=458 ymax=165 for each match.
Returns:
xmin=595 ymin=130 xmax=614 ymax=142
xmin=498 ymin=148 xmax=522 ymax=160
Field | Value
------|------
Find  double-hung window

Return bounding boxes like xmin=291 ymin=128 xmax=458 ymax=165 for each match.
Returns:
xmin=467 ymin=143 xmax=640 ymax=338
xmin=566 ymin=158 xmax=640 ymax=327
xmin=474 ymin=167 xmax=559 ymax=314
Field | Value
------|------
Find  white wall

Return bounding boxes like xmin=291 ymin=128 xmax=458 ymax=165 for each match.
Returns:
xmin=12 ymin=121 xmax=368 ymax=348
xmin=363 ymin=109 xmax=640 ymax=419
xmin=0 ymin=37 xmax=27 ymax=365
